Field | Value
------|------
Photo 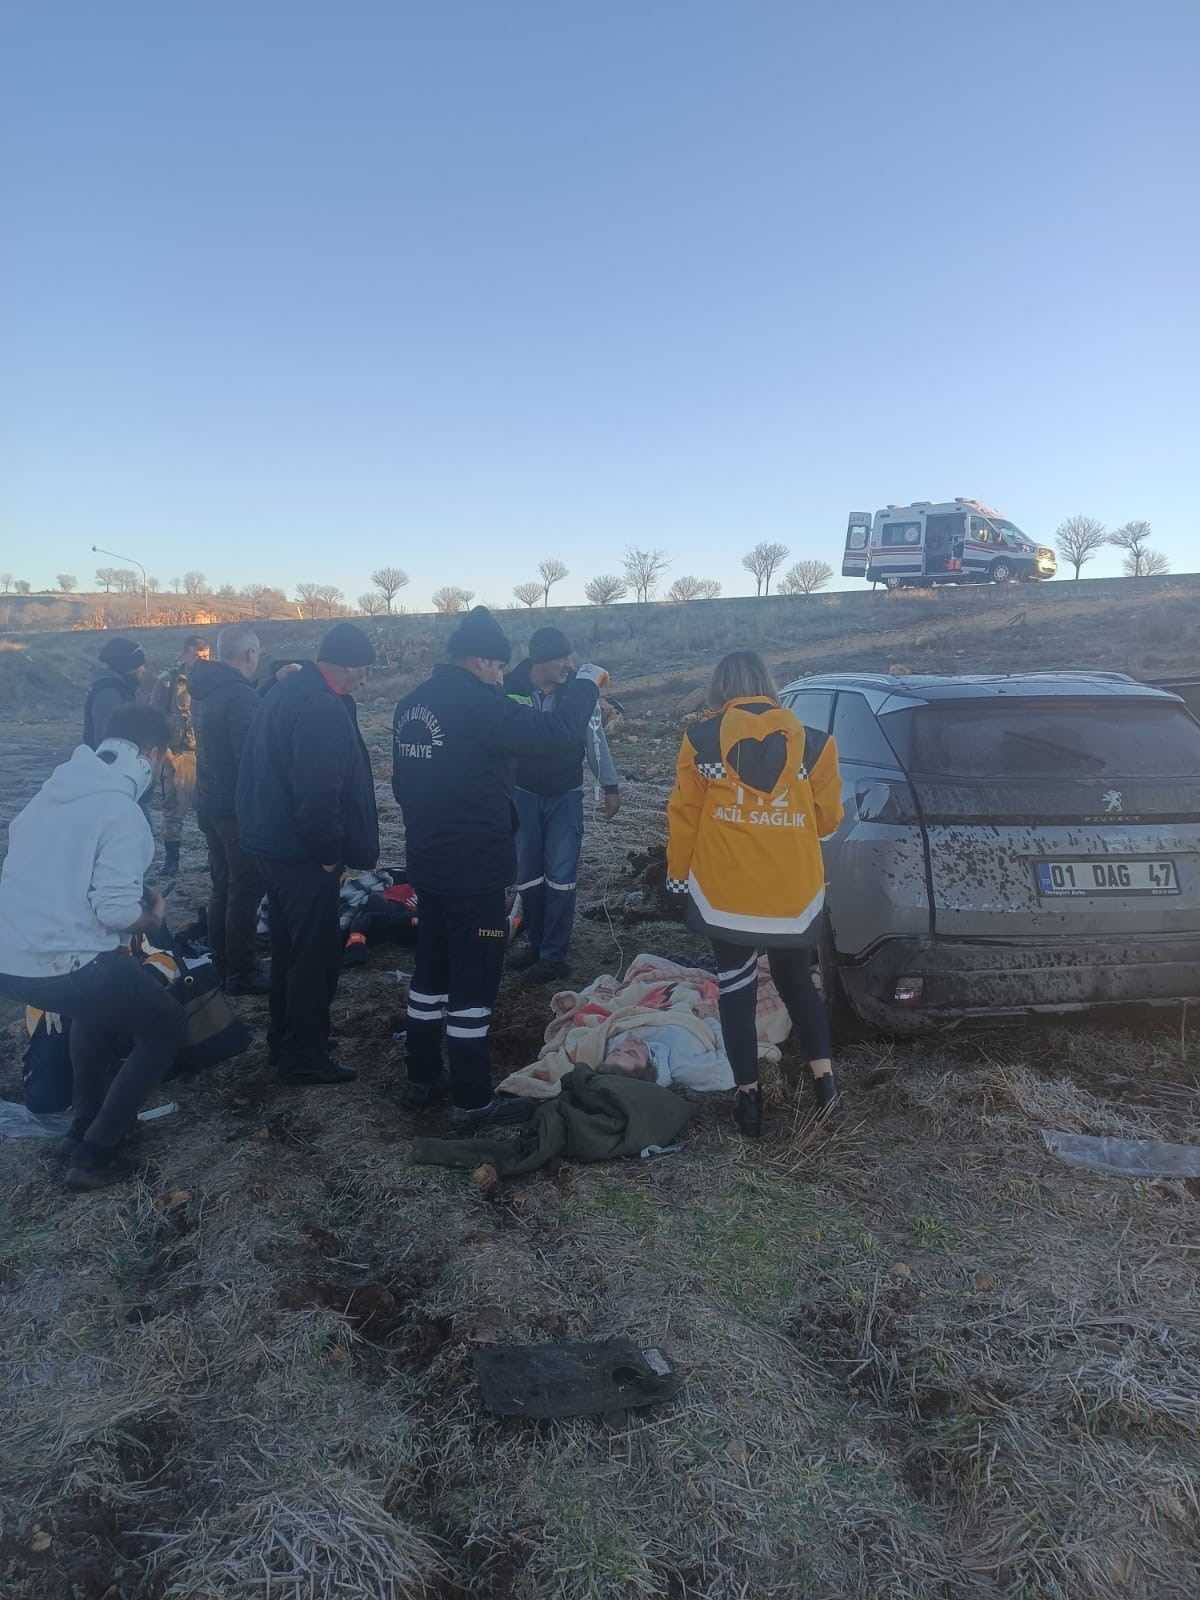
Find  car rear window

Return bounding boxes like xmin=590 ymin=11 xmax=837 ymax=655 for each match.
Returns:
xmin=905 ymin=700 xmax=1200 ymax=780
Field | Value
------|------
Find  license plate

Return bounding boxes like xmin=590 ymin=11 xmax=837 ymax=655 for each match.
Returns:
xmin=1035 ymin=859 xmax=1180 ymax=897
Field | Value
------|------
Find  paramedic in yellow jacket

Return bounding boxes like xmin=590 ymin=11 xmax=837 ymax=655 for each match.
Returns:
xmin=666 ymin=650 xmax=844 ymax=1136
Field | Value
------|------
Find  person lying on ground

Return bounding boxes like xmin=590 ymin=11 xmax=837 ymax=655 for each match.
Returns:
xmin=666 ymin=649 xmax=845 ymax=1137
xmin=496 ymin=951 xmax=787 ymax=1100
xmin=391 ymin=605 xmax=610 ymax=1133
xmin=0 ymin=704 xmax=184 ymax=1192
xmin=596 ymin=1026 xmax=734 ymax=1091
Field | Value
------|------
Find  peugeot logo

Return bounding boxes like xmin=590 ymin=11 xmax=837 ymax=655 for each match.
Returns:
xmin=1102 ymin=790 xmax=1123 ymax=813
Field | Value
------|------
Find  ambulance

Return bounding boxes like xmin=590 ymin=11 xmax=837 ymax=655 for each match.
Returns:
xmin=841 ymin=499 xmax=1057 ymax=587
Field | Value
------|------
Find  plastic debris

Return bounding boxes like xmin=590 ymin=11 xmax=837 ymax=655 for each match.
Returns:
xmin=1041 ymin=1129 xmax=1200 ymax=1178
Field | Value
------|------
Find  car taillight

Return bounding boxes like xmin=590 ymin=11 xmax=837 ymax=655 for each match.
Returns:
xmin=893 ymin=977 xmax=924 ymax=1006
xmin=854 ymin=779 xmax=919 ymax=824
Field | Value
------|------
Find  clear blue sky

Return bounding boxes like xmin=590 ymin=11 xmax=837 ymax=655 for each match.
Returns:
xmin=3 ymin=1 xmax=1197 ymax=607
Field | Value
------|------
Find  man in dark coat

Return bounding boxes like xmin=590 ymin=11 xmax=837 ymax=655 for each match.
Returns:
xmin=391 ymin=606 xmax=608 ymax=1132
xmin=82 ymin=637 xmax=146 ymax=749
xmin=236 ymin=621 xmax=379 ymax=1085
xmin=191 ymin=623 xmax=269 ymax=995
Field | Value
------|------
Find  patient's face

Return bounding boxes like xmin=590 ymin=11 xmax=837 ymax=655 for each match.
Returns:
xmin=603 ymin=1037 xmax=650 ymax=1074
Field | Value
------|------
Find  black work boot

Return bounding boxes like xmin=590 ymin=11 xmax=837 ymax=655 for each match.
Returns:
xmin=505 ymin=945 xmax=540 ymax=972
xmin=733 ymin=1086 xmax=763 ymax=1139
xmin=278 ymin=1056 xmax=357 ymax=1085
xmin=161 ymin=841 xmax=181 ymax=877
xmin=225 ymin=969 xmax=271 ymax=996
xmin=450 ymin=1097 xmax=535 ymax=1133
xmin=812 ymin=1072 xmax=843 ymax=1119
xmin=400 ymin=1072 xmax=452 ymax=1110
xmin=520 ymin=958 xmax=570 ymax=987
xmin=66 ymin=1142 xmax=136 ymax=1192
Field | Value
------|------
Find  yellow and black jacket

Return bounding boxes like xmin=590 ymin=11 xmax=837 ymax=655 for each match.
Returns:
xmin=666 ymin=697 xmax=843 ymax=946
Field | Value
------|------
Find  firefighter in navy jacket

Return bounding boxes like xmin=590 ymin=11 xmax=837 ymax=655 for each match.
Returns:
xmin=391 ymin=607 xmax=608 ymax=1131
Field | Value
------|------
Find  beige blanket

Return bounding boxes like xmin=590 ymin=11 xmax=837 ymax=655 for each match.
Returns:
xmin=498 ymin=953 xmax=790 ymax=1100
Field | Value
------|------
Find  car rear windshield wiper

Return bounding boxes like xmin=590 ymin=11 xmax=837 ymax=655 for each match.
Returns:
xmin=1000 ymin=730 xmax=1106 ymax=770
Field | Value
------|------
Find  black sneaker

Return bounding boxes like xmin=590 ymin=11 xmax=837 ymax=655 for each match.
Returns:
xmin=450 ymin=1097 xmax=536 ymax=1133
xmin=505 ymin=945 xmax=540 ymax=972
xmin=732 ymin=1086 xmax=763 ymax=1139
xmin=400 ymin=1073 xmax=451 ymax=1109
xmin=278 ymin=1057 xmax=357 ymax=1086
xmin=813 ymin=1073 xmax=843 ymax=1119
xmin=226 ymin=969 xmax=271 ymax=997
xmin=520 ymin=959 xmax=570 ymax=987
xmin=66 ymin=1143 xmax=136 ymax=1192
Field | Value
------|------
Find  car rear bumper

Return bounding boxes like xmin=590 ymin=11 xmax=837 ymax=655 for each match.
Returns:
xmin=840 ymin=932 xmax=1200 ymax=1032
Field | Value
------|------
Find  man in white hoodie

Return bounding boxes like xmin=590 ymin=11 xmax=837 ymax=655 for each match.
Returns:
xmin=0 ymin=704 xmax=184 ymax=1191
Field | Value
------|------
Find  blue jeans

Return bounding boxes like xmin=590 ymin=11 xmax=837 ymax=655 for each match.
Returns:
xmin=513 ymin=787 xmax=584 ymax=963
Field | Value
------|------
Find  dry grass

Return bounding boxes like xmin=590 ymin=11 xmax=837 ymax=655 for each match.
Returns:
xmin=5 ymin=662 xmax=1200 ymax=1598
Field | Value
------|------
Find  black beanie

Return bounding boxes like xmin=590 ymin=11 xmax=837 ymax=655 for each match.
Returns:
xmin=446 ymin=606 xmax=511 ymax=663
xmin=317 ymin=621 xmax=376 ymax=667
xmin=99 ymin=637 xmax=146 ymax=675
xmin=528 ymin=625 xmax=573 ymax=664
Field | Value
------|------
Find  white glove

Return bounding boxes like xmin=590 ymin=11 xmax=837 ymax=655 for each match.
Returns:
xmin=575 ymin=663 xmax=610 ymax=690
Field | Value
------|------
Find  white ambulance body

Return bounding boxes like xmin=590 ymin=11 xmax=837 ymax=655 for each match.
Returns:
xmin=842 ymin=500 xmax=1057 ymax=587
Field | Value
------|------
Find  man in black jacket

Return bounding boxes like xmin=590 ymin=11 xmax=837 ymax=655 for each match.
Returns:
xmin=392 ymin=606 xmax=608 ymax=1131
xmin=191 ymin=624 xmax=269 ymax=996
xmin=82 ymin=637 xmax=146 ymax=749
xmin=504 ymin=625 xmax=622 ymax=984
xmin=237 ymin=621 xmax=379 ymax=1085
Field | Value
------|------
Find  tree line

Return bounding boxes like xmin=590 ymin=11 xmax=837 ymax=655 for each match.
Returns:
xmin=1053 ymin=518 xmax=1169 ymax=579
xmin=0 ymin=524 xmax=1172 ymax=628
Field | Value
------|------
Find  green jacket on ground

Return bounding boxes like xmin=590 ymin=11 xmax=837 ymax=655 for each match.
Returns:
xmin=412 ymin=1066 xmax=691 ymax=1177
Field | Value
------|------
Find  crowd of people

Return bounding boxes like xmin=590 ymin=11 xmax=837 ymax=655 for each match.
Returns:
xmin=0 ymin=605 xmax=843 ymax=1190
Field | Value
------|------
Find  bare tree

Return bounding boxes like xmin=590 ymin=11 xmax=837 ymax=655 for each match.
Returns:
xmin=537 ymin=557 xmax=569 ymax=607
xmin=0 ymin=573 xmax=12 ymax=593
xmin=370 ymin=566 xmax=409 ymax=613
xmin=1055 ymin=515 xmax=1107 ymax=579
xmin=623 ymin=546 xmax=670 ymax=603
xmin=584 ymin=574 xmax=629 ymax=606
xmin=94 ymin=567 xmax=118 ymax=592
xmin=1143 ymin=549 xmax=1171 ymax=576
xmin=1108 ymin=521 xmax=1165 ymax=578
xmin=696 ymin=578 xmax=722 ymax=599
xmin=240 ymin=583 xmax=271 ymax=617
xmin=182 ymin=570 xmax=207 ymax=596
xmin=314 ymin=583 xmax=344 ymax=619
xmin=513 ymin=581 xmax=543 ymax=608
xmin=170 ymin=576 xmax=183 ymax=593
xmin=147 ymin=576 xmax=161 ymax=594
xmin=295 ymin=583 xmax=322 ymax=619
xmin=780 ymin=559 xmax=833 ymax=595
xmin=742 ymin=541 xmax=790 ymax=596
xmin=13 ymin=580 xmax=31 ymax=595
xmin=113 ymin=568 xmax=140 ymax=594
xmin=667 ymin=574 xmax=703 ymax=603
xmin=357 ymin=590 xmax=388 ymax=616
xmin=56 ymin=574 xmax=78 ymax=593
xmin=432 ymin=585 xmax=474 ymax=614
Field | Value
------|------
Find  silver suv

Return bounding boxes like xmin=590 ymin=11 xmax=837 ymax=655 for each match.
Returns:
xmin=779 ymin=672 xmax=1200 ymax=1034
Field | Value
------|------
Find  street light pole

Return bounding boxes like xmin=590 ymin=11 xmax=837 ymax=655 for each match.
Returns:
xmin=92 ymin=543 xmax=149 ymax=623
